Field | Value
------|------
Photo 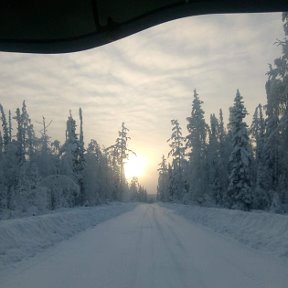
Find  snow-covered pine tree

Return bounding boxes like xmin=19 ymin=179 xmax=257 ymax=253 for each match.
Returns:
xmin=207 ymin=113 xmax=223 ymax=204
xmin=167 ymin=120 xmax=186 ymax=201
xmin=0 ymin=131 xmax=4 ymax=208
xmin=227 ymin=90 xmax=252 ymax=210
xmin=60 ymin=111 xmax=83 ymax=205
xmin=138 ymin=185 xmax=148 ymax=202
xmin=8 ymin=110 xmax=12 ymax=143
xmin=0 ymin=106 xmax=19 ymax=209
xmin=60 ymin=111 xmax=76 ymax=177
xmin=264 ymin=12 xmax=288 ymax=211
xmin=250 ymin=104 xmax=270 ymax=209
xmin=129 ymin=177 xmax=139 ymax=201
xmin=15 ymin=108 xmax=25 ymax=164
xmin=105 ymin=147 xmax=121 ymax=200
xmin=21 ymin=101 xmax=34 ymax=160
xmin=157 ymin=155 xmax=169 ymax=201
xmin=186 ymin=89 xmax=208 ymax=203
xmin=105 ymin=122 xmax=133 ymax=201
xmin=35 ymin=116 xmax=57 ymax=178
xmin=167 ymin=163 xmax=174 ymax=201
xmin=13 ymin=102 xmax=42 ymax=213
xmin=263 ymin=68 xmax=281 ymax=204
xmin=0 ymin=104 xmax=10 ymax=151
xmin=0 ymin=131 xmax=2 ymax=153
xmin=217 ymin=109 xmax=231 ymax=204
xmin=12 ymin=102 xmax=35 ymax=164
xmin=26 ymin=120 xmax=35 ymax=161
xmin=83 ymin=139 xmax=101 ymax=205
xmin=39 ymin=116 xmax=51 ymax=154
xmin=83 ymin=139 xmax=115 ymax=204
xmin=2 ymin=141 xmax=19 ymax=209
xmin=117 ymin=122 xmax=131 ymax=186
xmin=77 ymin=108 xmax=85 ymax=204
xmin=100 ymin=149 xmax=116 ymax=202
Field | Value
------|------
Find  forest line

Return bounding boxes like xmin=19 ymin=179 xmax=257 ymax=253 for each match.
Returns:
xmin=0 ymin=106 xmax=147 ymax=219
xmin=157 ymin=13 xmax=288 ymax=213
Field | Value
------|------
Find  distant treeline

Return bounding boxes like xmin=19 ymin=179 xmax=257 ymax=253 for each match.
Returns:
xmin=0 ymin=106 xmax=147 ymax=219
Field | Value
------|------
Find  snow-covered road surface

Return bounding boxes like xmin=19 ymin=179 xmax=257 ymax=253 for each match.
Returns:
xmin=1 ymin=204 xmax=287 ymax=288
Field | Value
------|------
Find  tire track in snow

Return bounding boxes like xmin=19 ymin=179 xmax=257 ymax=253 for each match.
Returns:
xmin=152 ymin=205 xmax=208 ymax=288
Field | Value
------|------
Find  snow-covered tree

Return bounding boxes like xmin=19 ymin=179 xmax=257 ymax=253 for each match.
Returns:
xmin=41 ymin=175 xmax=79 ymax=209
xmin=218 ymin=109 xmax=231 ymax=203
xmin=0 ymin=104 xmax=10 ymax=151
xmin=250 ymin=104 xmax=270 ymax=209
xmin=263 ymin=72 xmax=281 ymax=201
xmin=83 ymin=139 xmax=113 ymax=204
xmin=157 ymin=155 xmax=169 ymax=201
xmin=0 ymin=101 xmax=148 ymax=215
xmin=129 ymin=177 xmax=139 ymax=201
xmin=33 ymin=116 xmax=57 ymax=178
xmin=14 ymin=108 xmax=25 ymax=164
xmin=138 ymin=185 xmax=148 ymax=202
xmin=105 ymin=122 xmax=133 ymax=201
xmin=60 ymin=111 xmax=84 ymax=205
xmin=77 ymin=108 xmax=85 ymax=203
xmin=167 ymin=120 xmax=187 ymax=200
xmin=186 ymin=90 xmax=208 ymax=203
xmin=206 ymin=113 xmax=223 ymax=204
xmin=0 ymin=131 xmax=5 ymax=208
xmin=226 ymin=90 xmax=252 ymax=210
xmin=263 ymin=12 xmax=288 ymax=210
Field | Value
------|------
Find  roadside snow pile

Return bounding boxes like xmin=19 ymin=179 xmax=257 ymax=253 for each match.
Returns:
xmin=0 ymin=202 xmax=135 ymax=270
xmin=162 ymin=203 xmax=288 ymax=258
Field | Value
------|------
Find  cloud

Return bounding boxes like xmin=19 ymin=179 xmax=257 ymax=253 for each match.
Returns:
xmin=0 ymin=12 xmax=284 ymax=192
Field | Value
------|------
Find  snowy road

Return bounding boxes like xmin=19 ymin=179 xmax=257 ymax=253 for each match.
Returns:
xmin=1 ymin=204 xmax=287 ymax=288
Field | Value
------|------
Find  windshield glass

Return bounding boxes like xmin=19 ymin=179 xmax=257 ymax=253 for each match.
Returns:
xmin=0 ymin=13 xmax=284 ymax=193
xmin=0 ymin=12 xmax=288 ymax=288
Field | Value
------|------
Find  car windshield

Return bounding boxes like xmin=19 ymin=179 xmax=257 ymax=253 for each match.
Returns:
xmin=0 ymin=12 xmax=288 ymax=288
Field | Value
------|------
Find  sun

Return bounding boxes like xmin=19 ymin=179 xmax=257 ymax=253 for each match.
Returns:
xmin=124 ymin=154 xmax=146 ymax=180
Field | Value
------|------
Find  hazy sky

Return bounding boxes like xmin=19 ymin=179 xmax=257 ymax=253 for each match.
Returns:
xmin=0 ymin=13 xmax=284 ymax=193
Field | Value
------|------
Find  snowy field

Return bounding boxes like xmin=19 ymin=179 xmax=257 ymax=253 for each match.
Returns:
xmin=0 ymin=203 xmax=288 ymax=288
xmin=0 ymin=202 xmax=136 ymax=271
xmin=162 ymin=203 xmax=288 ymax=259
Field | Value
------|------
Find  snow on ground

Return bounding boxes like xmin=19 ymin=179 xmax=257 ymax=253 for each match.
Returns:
xmin=0 ymin=202 xmax=136 ymax=271
xmin=161 ymin=203 xmax=288 ymax=259
xmin=1 ymin=203 xmax=287 ymax=288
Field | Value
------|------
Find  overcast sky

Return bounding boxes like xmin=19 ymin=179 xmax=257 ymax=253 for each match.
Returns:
xmin=0 ymin=12 xmax=284 ymax=193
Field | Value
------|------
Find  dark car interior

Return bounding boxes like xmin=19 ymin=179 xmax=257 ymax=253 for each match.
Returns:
xmin=0 ymin=0 xmax=287 ymax=53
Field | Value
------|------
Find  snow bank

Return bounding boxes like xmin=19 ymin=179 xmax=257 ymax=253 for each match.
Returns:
xmin=162 ymin=203 xmax=288 ymax=258
xmin=0 ymin=203 xmax=135 ymax=270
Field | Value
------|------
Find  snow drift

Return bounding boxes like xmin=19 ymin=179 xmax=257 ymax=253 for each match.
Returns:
xmin=162 ymin=203 xmax=288 ymax=259
xmin=0 ymin=202 xmax=135 ymax=271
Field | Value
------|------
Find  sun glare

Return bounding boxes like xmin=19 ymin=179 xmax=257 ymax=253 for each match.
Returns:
xmin=124 ymin=154 xmax=146 ymax=180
